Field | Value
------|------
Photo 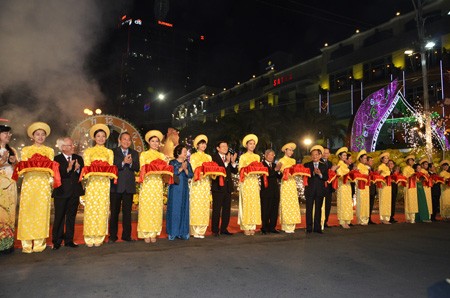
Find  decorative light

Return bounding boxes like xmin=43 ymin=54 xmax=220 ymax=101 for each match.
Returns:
xmin=404 ymin=49 xmax=413 ymax=55
xmin=355 ymin=29 xmax=360 ymax=33
xmin=95 ymin=109 xmax=102 ymax=115
xmin=425 ymin=41 xmax=435 ymax=49
xmin=158 ymin=93 xmax=165 ymax=100
xmin=324 ymin=43 xmax=328 ymax=47
xmin=303 ymin=138 xmax=312 ymax=146
xmin=396 ymin=12 xmax=401 ymax=16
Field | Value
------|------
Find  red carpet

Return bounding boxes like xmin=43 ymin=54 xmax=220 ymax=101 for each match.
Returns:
xmin=14 ymin=213 xmax=406 ymax=248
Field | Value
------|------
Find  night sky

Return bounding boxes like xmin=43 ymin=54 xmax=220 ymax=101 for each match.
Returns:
xmin=129 ymin=0 xmax=416 ymax=88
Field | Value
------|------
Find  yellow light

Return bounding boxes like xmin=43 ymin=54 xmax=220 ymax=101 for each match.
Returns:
xmin=303 ymin=138 xmax=312 ymax=146
xmin=355 ymin=29 xmax=360 ymax=33
xmin=396 ymin=12 xmax=400 ymax=16
xmin=324 ymin=43 xmax=328 ymax=47
xmin=404 ymin=49 xmax=413 ymax=55
xmin=95 ymin=109 xmax=102 ymax=114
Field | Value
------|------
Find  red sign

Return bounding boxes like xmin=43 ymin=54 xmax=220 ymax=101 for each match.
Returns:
xmin=273 ymin=74 xmax=293 ymax=87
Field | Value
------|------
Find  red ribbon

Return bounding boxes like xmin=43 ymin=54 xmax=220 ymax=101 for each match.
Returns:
xmin=282 ymin=164 xmax=311 ymax=186
xmin=391 ymin=173 xmax=407 ymax=187
xmin=407 ymin=176 xmax=416 ymax=189
xmin=369 ymin=172 xmax=385 ymax=189
xmin=80 ymin=160 xmax=118 ymax=184
xmin=239 ymin=161 xmax=269 ymax=187
xmin=347 ymin=170 xmax=369 ymax=189
xmin=139 ymin=158 xmax=174 ymax=184
xmin=193 ymin=161 xmax=226 ymax=186
xmin=327 ymin=170 xmax=338 ymax=189
xmin=12 ymin=153 xmax=61 ymax=188
xmin=430 ymin=174 xmax=445 ymax=185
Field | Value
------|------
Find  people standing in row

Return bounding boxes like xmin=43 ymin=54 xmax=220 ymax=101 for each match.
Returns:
xmin=402 ymin=155 xmax=418 ymax=223
xmin=52 ymin=137 xmax=84 ymax=249
xmin=0 ymin=123 xmax=18 ymax=254
xmin=109 ymin=132 xmax=140 ymax=243
xmin=238 ymin=134 xmax=262 ymax=236
xmin=377 ymin=152 xmax=392 ymax=225
xmin=304 ymin=145 xmax=328 ymax=233
xmin=336 ymin=147 xmax=353 ymax=229
xmin=167 ymin=144 xmax=193 ymax=240
xmin=278 ymin=143 xmax=301 ymax=233
xmin=355 ymin=150 xmax=370 ymax=225
xmin=138 ymin=130 xmax=168 ymax=243
xmin=260 ymin=149 xmax=282 ymax=234
xmin=81 ymin=124 xmax=115 ymax=247
xmin=189 ymin=135 xmax=212 ymax=239
xmin=17 ymin=122 xmax=55 ymax=253
xmin=211 ymin=141 xmax=237 ymax=236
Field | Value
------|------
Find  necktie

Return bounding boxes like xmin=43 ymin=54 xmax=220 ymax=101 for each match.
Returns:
xmin=67 ymin=156 xmax=71 ymax=162
xmin=222 ymin=155 xmax=225 ymax=163
xmin=314 ymin=162 xmax=318 ymax=169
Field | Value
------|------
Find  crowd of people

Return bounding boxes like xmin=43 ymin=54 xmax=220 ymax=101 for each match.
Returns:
xmin=0 ymin=121 xmax=449 ymax=254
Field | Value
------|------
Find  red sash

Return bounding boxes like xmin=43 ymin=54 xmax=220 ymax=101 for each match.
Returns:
xmin=348 ymin=170 xmax=369 ymax=190
xmin=282 ymin=164 xmax=311 ymax=186
xmin=369 ymin=172 xmax=385 ymax=189
xmin=391 ymin=173 xmax=407 ymax=187
xmin=139 ymin=158 xmax=174 ymax=184
xmin=80 ymin=160 xmax=118 ymax=184
xmin=194 ymin=161 xmax=226 ymax=186
xmin=327 ymin=170 xmax=338 ymax=190
xmin=13 ymin=153 xmax=61 ymax=188
xmin=239 ymin=161 xmax=269 ymax=187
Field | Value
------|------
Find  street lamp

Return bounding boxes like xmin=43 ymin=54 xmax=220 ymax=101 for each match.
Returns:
xmin=303 ymin=137 xmax=312 ymax=153
xmin=157 ymin=93 xmax=165 ymax=100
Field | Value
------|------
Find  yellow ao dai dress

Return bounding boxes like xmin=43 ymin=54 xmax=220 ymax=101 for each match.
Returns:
xmin=238 ymin=152 xmax=262 ymax=231
xmin=337 ymin=160 xmax=353 ymax=225
xmin=420 ymin=169 xmax=433 ymax=216
xmin=440 ymin=170 xmax=450 ymax=219
xmin=189 ymin=151 xmax=212 ymax=237
xmin=402 ymin=165 xmax=418 ymax=223
xmin=278 ymin=156 xmax=300 ymax=233
xmin=377 ymin=163 xmax=392 ymax=221
xmin=17 ymin=144 xmax=54 ymax=253
xmin=356 ymin=162 xmax=370 ymax=225
xmin=82 ymin=145 xmax=114 ymax=246
xmin=138 ymin=149 xmax=167 ymax=239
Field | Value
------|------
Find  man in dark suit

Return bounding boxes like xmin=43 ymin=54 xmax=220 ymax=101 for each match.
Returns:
xmin=429 ymin=164 xmax=441 ymax=221
xmin=52 ymin=137 xmax=84 ymax=249
xmin=260 ymin=149 xmax=282 ymax=234
xmin=367 ymin=156 xmax=377 ymax=224
xmin=303 ymin=145 xmax=329 ymax=234
xmin=109 ymin=132 xmax=140 ymax=242
xmin=211 ymin=141 xmax=238 ymax=236
xmin=322 ymin=147 xmax=334 ymax=228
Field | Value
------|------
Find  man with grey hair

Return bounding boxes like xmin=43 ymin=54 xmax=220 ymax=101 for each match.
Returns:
xmin=260 ymin=149 xmax=282 ymax=234
xmin=52 ymin=137 xmax=84 ymax=249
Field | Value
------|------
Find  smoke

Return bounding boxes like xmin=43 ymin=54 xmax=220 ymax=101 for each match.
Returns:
xmin=0 ymin=0 xmax=127 ymax=145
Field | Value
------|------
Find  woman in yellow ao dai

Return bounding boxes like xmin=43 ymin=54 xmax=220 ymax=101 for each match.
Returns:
xmin=82 ymin=124 xmax=114 ymax=247
xmin=189 ymin=135 xmax=212 ymax=238
xmin=355 ymin=151 xmax=370 ymax=225
xmin=377 ymin=152 xmax=392 ymax=224
xmin=238 ymin=134 xmax=261 ymax=235
xmin=439 ymin=160 xmax=450 ymax=219
xmin=17 ymin=122 xmax=54 ymax=253
xmin=138 ymin=130 xmax=167 ymax=243
xmin=336 ymin=147 xmax=353 ymax=229
xmin=278 ymin=143 xmax=300 ymax=233
xmin=402 ymin=156 xmax=418 ymax=223
xmin=419 ymin=159 xmax=433 ymax=217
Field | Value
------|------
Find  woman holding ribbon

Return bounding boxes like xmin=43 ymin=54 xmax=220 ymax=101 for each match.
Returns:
xmin=336 ymin=147 xmax=353 ymax=229
xmin=189 ymin=135 xmax=212 ymax=238
xmin=0 ymin=123 xmax=18 ymax=254
xmin=238 ymin=134 xmax=267 ymax=236
xmin=413 ymin=164 xmax=430 ymax=222
xmin=81 ymin=124 xmax=116 ymax=247
xmin=278 ymin=143 xmax=300 ymax=233
xmin=138 ymin=130 xmax=172 ymax=243
xmin=439 ymin=160 xmax=450 ymax=220
xmin=377 ymin=152 xmax=392 ymax=224
xmin=16 ymin=122 xmax=58 ymax=253
xmin=355 ymin=150 xmax=370 ymax=225
xmin=402 ymin=155 xmax=418 ymax=223
xmin=167 ymin=144 xmax=193 ymax=240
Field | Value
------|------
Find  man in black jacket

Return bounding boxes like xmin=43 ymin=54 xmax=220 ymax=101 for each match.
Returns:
xmin=322 ymin=147 xmax=334 ymax=228
xmin=260 ymin=149 xmax=282 ymax=234
xmin=52 ymin=137 xmax=84 ymax=249
xmin=211 ymin=141 xmax=238 ymax=236
xmin=303 ymin=145 xmax=328 ymax=234
xmin=109 ymin=132 xmax=140 ymax=242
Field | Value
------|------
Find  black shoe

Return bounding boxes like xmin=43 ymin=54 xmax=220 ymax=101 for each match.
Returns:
xmin=108 ymin=239 xmax=117 ymax=244
xmin=122 ymin=238 xmax=136 ymax=242
xmin=52 ymin=244 xmax=61 ymax=250
xmin=270 ymin=229 xmax=280 ymax=234
xmin=65 ymin=242 xmax=79 ymax=248
xmin=389 ymin=219 xmax=398 ymax=223
xmin=306 ymin=230 xmax=312 ymax=234
xmin=261 ymin=230 xmax=267 ymax=235
xmin=348 ymin=223 xmax=354 ymax=226
xmin=220 ymin=230 xmax=233 ymax=235
xmin=213 ymin=232 xmax=220 ymax=237
xmin=314 ymin=230 xmax=323 ymax=234
xmin=368 ymin=221 xmax=376 ymax=225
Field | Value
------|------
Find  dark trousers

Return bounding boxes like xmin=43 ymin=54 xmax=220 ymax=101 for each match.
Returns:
xmin=390 ymin=183 xmax=398 ymax=220
xmin=324 ymin=190 xmax=332 ymax=225
xmin=211 ymin=191 xmax=231 ymax=233
xmin=260 ymin=193 xmax=279 ymax=232
xmin=52 ymin=195 xmax=79 ymax=245
xmin=109 ymin=192 xmax=133 ymax=240
xmin=431 ymin=193 xmax=441 ymax=221
xmin=306 ymin=195 xmax=324 ymax=232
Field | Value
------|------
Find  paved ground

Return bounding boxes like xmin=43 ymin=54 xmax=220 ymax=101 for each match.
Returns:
xmin=1 ymin=221 xmax=449 ymax=298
